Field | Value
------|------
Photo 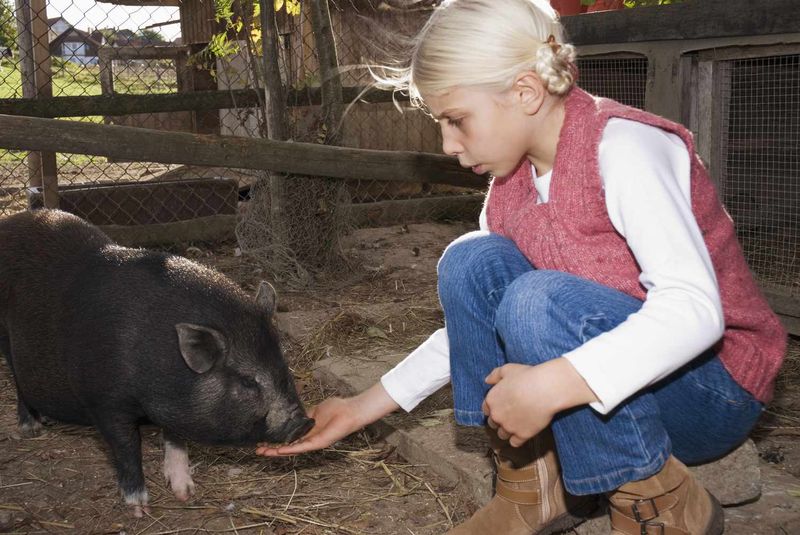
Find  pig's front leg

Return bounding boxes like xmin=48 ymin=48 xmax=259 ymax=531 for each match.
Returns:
xmin=94 ymin=417 xmax=149 ymax=517
xmin=162 ymin=433 xmax=195 ymax=501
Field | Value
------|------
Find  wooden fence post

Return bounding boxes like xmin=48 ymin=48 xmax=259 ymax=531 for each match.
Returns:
xmin=308 ymin=0 xmax=342 ymax=145
xmin=259 ymin=0 xmax=290 ymax=257
xmin=14 ymin=0 xmax=58 ymax=207
xmin=99 ymin=47 xmax=114 ymax=101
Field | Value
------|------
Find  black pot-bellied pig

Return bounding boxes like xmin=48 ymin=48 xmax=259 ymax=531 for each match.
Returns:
xmin=0 ymin=209 xmax=313 ymax=516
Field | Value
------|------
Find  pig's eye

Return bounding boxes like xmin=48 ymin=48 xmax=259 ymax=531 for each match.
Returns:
xmin=240 ymin=376 xmax=258 ymax=390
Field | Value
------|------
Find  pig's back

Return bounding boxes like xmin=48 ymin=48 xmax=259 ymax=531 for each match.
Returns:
xmin=0 ymin=210 xmax=114 ymax=424
xmin=0 ymin=209 xmax=112 ymax=294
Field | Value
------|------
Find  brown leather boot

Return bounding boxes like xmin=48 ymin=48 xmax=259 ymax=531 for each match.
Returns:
xmin=446 ymin=427 xmax=596 ymax=534
xmin=607 ymin=455 xmax=725 ymax=535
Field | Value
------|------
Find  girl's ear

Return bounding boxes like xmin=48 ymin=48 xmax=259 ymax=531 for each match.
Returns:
xmin=513 ymin=71 xmax=547 ymax=115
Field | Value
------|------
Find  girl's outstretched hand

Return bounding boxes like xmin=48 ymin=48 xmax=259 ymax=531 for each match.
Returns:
xmin=255 ymin=397 xmax=358 ymax=456
xmin=255 ymin=382 xmax=400 ymax=457
xmin=482 ymin=358 xmax=598 ymax=447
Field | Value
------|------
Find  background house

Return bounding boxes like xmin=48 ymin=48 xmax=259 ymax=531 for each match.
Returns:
xmin=47 ymin=16 xmax=71 ymax=42
xmin=47 ymin=16 xmax=103 ymax=65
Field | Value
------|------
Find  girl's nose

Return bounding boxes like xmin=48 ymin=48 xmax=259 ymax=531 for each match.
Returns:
xmin=441 ymin=130 xmax=462 ymax=157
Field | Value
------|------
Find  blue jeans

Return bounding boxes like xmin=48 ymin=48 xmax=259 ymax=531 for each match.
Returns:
xmin=438 ymin=231 xmax=763 ymax=495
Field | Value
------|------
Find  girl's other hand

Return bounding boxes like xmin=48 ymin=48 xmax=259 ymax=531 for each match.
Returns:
xmin=482 ymin=358 xmax=598 ymax=447
xmin=255 ymin=382 xmax=400 ymax=457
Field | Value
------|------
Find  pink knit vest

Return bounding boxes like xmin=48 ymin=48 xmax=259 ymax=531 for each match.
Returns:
xmin=486 ymin=87 xmax=786 ymax=403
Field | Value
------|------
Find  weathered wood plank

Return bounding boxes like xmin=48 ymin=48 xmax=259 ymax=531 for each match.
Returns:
xmin=761 ymin=286 xmax=800 ymax=319
xmin=27 ymin=177 xmax=238 ymax=225
xmin=310 ymin=0 xmax=344 ymax=144
xmin=15 ymin=0 xmax=58 ymax=201
xmin=0 ymin=87 xmax=408 ymax=118
xmin=39 ymin=211 xmax=237 ymax=247
xmin=259 ymin=0 xmax=291 ymax=259
xmin=777 ymin=315 xmax=800 ymax=336
xmin=759 ymin=285 xmax=800 ymax=336
xmin=562 ymin=0 xmax=800 ymax=46
xmin=345 ymin=194 xmax=483 ymax=228
xmin=99 ymin=214 xmax=238 ymax=247
xmin=0 ymin=114 xmax=485 ymax=189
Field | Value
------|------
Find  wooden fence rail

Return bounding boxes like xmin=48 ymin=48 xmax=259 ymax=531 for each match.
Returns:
xmin=563 ymin=0 xmax=799 ymax=45
xmin=0 ymin=114 xmax=485 ymax=189
xmin=0 ymin=87 xmax=406 ymax=119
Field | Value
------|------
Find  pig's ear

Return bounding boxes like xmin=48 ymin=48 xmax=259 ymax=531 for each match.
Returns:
xmin=255 ymin=280 xmax=277 ymax=315
xmin=175 ymin=323 xmax=228 ymax=374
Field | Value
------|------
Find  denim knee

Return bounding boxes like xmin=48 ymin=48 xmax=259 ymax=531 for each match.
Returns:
xmin=437 ymin=232 xmax=521 ymax=307
xmin=495 ymin=270 xmax=570 ymax=365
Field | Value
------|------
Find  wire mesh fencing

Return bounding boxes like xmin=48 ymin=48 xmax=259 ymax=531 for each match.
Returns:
xmin=0 ymin=0 xmax=192 ymax=237
xmin=0 ymin=1 xmax=474 ymax=245
xmin=576 ymin=55 xmax=648 ymax=109
xmin=1 ymin=1 xmax=798 ymax=300
xmin=0 ymin=1 xmax=654 ymax=234
xmin=2 ymin=1 xmax=661 ymax=226
xmin=281 ymin=0 xmax=477 ymax=227
xmin=716 ymin=53 xmax=800 ymax=298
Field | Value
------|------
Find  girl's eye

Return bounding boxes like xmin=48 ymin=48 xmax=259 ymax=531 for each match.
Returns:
xmin=449 ymin=117 xmax=463 ymax=128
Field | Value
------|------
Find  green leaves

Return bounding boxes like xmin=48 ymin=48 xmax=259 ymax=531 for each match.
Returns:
xmin=206 ymin=0 xmax=302 ymax=63
xmin=208 ymin=32 xmax=239 ymax=58
xmin=276 ymin=0 xmax=302 ymax=16
xmin=0 ymin=0 xmax=17 ymax=49
xmin=214 ymin=0 xmax=235 ymax=23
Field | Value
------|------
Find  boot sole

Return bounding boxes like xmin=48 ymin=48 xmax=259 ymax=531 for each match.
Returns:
xmin=706 ymin=494 xmax=725 ymax=535
xmin=536 ymin=496 xmax=600 ymax=535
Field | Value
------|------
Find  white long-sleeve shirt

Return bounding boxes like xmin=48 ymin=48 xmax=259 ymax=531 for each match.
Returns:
xmin=380 ymin=118 xmax=725 ymax=415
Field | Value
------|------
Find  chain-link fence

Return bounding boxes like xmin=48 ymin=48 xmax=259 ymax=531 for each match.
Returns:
xmin=0 ymin=0 xmax=195 ymax=240
xmin=2 ymin=2 xmax=799 ymax=308
xmin=0 ymin=1 xmax=471 ymax=244
xmin=0 ymin=1 xmax=664 ymax=237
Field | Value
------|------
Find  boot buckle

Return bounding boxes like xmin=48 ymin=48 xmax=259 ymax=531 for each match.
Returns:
xmin=632 ymin=499 xmax=664 ymax=535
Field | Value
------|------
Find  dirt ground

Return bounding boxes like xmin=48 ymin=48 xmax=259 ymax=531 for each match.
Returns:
xmin=1 ymin=221 xmax=799 ymax=534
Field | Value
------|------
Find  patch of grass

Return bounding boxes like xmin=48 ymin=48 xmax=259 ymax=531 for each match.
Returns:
xmin=113 ymin=65 xmax=178 ymax=95
xmin=51 ymin=59 xmax=102 ymax=97
xmin=0 ymin=58 xmax=22 ymax=98
xmin=0 ymin=149 xmax=26 ymax=163
xmin=1 ymin=58 xmax=102 ymax=98
xmin=1 ymin=58 xmax=168 ymax=163
xmin=1 ymin=58 xmax=179 ymax=100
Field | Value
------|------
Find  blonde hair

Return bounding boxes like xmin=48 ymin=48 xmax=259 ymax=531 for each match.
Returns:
xmin=375 ymin=0 xmax=577 ymax=108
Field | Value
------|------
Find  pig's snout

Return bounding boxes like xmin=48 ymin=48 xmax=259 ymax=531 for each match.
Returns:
xmin=281 ymin=414 xmax=315 ymax=443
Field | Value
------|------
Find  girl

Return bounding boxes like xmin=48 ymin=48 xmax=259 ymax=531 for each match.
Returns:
xmin=257 ymin=1 xmax=787 ymax=533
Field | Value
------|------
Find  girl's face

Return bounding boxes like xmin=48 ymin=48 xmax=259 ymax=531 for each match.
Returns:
xmin=424 ymin=86 xmax=534 ymax=178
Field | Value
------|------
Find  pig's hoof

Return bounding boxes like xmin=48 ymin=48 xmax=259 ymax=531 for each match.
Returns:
xmin=18 ymin=420 xmax=43 ymax=438
xmin=164 ymin=468 xmax=196 ymax=501
xmin=124 ymin=489 xmax=149 ymax=517
xmin=131 ymin=504 xmax=151 ymax=518
xmin=171 ymin=478 xmax=196 ymax=502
